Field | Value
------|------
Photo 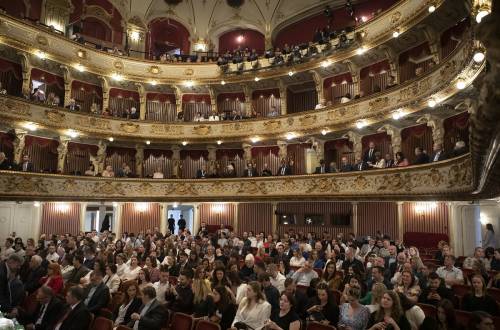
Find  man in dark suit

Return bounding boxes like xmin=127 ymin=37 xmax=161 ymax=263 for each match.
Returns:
xmin=21 ymin=285 xmax=66 ymax=330
xmin=165 ymin=269 xmax=194 ymax=314
xmin=276 ymin=159 xmax=292 ymax=176
xmin=65 ymin=98 xmax=81 ymax=111
xmin=24 ymin=255 xmax=46 ymax=294
xmin=58 ymin=286 xmax=92 ymax=330
xmin=129 ymin=286 xmax=168 ymax=330
xmin=196 ymin=165 xmax=208 ymax=179
xmin=419 ymin=272 xmax=454 ymax=306
xmin=384 ymin=153 xmax=394 ymax=168
xmin=243 ymin=162 xmax=258 ymax=177
xmin=19 ymin=155 xmax=33 ymax=172
xmin=67 ymin=254 xmax=90 ymax=285
xmin=363 ymin=141 xmax=378 ymax=164
xmin=167 ymin=214 xmax=176 ymax=234
xmin=177 ymin=215 xmax=186 ymax=232
xmin=339 ymin=156 xmax=354 ymax=172
xmin=354 ymin=157 xmax=369 ymax=171
xmin=431 ymin=143 xmax=447 ymax=162
xmin=413 ymin=147 xmax=430 ymax=165
xmin=0 ymin=254 xmax=24 ymax=313
xmin=83 ymin=270 xmax=110 ymax=315
xmin=314 ymin=159 xmax=330 ymax=174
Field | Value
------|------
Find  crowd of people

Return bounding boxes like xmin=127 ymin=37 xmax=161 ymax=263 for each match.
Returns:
xmin=0 ymin=221 xmax=498 ymax=330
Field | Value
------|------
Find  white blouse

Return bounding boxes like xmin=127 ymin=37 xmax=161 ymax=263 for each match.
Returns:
xmin=232 ymin=298 xmax=271 ymax=330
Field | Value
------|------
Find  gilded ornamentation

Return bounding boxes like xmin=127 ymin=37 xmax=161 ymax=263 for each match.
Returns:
xmin=77 ymin=117 xmax=111 ymax=130
xmin=237 ymin=181 xmax=267 ymax=194
xmin=192 ymin=125 xmax=211 ymax=135
xmin=150 ymin=125 xmax=183 ymax=135
xmin=440 ymin=60 xmax=457 ymax=83
xmin=36 ymin=35 xmax=48 ymax=46
xmin=398 ymin=83 xmax=419 ymax=102
xmin=306 ymin=178 xmax=339 ymax=193
xmin=0 ymin=98 xmax=31 ymax=116
xmin=299 ymin=115 xmax=317 ymax=127
xmin=149 ymin=66 xmax=161 ymax=74
xmin=165 ymin=182 xmax=198 ymax=195
xmin=390 ymin=11 xmax=402 ymax=24
xmin=184 ymin=68 xmax=194 ymax=76
xmin=84 ymin=5 xmax=113 ymax=20
xmin=369 ymin=97 xmax=389 ymax=111
xmin=447 ymin=158 xmax=472 ymax=188
xmin=120 ymin=122 xmax=140 ymax=133
xmin=93 ymin=182 xmax=125 ymax=195
xmin=113 ymin=61 xmax=124 ymax=70
xmin=377 ymin=173 xmax=412 ymax=191
xmin=287 ymin=117 xmax=295 ymax=126
xmin=45 ymin=110 xmax=66 ymax=123
xmin=263 ymin=120 xmax=281 ymax=130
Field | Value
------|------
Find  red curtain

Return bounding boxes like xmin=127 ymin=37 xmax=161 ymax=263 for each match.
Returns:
xmin=146 ymin=18 xmax=191 ymax=57
xmin=105 ymin=146 xmax=136 ymax=174
xmin=399 ymin=43 xmax=433 ymax=83
xmin=146 ymin=93 xmax=176 ymax=122
xmin=180 ymin=150 xmax=208 ymax=179
xmin=358 ymin=202 xmax=398 ymax=239
xmin=2 ymin=2 xmax=26 ymax=18
xmin=360 ymin=60 xmax=390 ymax=96
xmin=121 ymin=203 xmax=161 ymax=235
xmin=443 ymin=112 xmax=469 ymax=152
xmin=217 ymin=93 xmax=245 ymax=115
xmin=252 ymin=89 xmax=280 ymax=117
xmin=0 ymin=131 xmax=14 ymax=160
xmin=324 ymin=139 xmax=354 ymax=168
xmin=401 ymin=124 xmax=433 ymax=163
xmin=251 ymin=146 xmax=280 ymax=175
xmin=71 ymin=80 xmax=103 ymax=112
xmin=440 ymin=18 xmax=469 ymax=59
xmin=287 ymin=143 xmax=309 ymax=175
xmin=143 ymin=150 xmax=173 ymax=178
xmin=40 ymin=202 xmax=81 ymax=236
xmin=218 ymin=29 xmax=265 ymax=54
xmin=286 ymin=88 xmax=317 ymax=114
xmin=403 ymin=202 xmax=449 ymax=235
xmin=23 ymin=136 xmax=59 ymax=173
xmin=109 ymin=88 xmax=140 ymax=117
xmin=324 ymin=73 xmax=354 ymax=103
xmin=0 ymin=58 xmax=22 ymax=96
xmin=182 ymin=95 xmax=212 ymax=121
xmin=216 ymin=149 xmax=245 ymax=177
xmin=82 ymin=17 xmax=112 ymax=42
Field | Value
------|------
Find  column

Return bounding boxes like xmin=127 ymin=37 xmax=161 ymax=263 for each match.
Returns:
xmin=136 ymin=83 xmax=146 ymax=120
xmin=344 ymin=60 xmax=360 ymax=97
xmin=95 ymin=140 xmax=107 ymax=174
xmin=233 ymin=202 xmax=240 ymax=234
xmin=242 ymin=143 xmax=252 ymax=163
xmin=99 ymin=77 xmax=110 ymax=112
xmin=378 ymin=124 xmax=402 ymax=153
xmin=344 ymin=131 xmax=362 ymax=160
xmin=243 ymin=85 xmax=253 ymax=117
xmin=421 ymin=26 xmax=440 ymax=65
xmin=18 ymin=53 xmax=32 ymax=97
xmin=61 ymin=66 xmax=73 ymax=107
xmin=13 ymin=129 xmax=28 ymax=165
xmin=160 ymin=203 xmax=167 ymax=235
xmin=271 ymin=202 xmax=278 ymax=234
xmin=208 ymin=87 xmax=217 ymax=114
xmin=135 ymin=144 xmax=144 ymax=177
xmin=278 ymin=80 xmax=287 ymax=115
xmin=79 ymin=202 xmax=87 ymax=232
xmin=114 ymin=202 xmax=123 ymax=238
xmin=171 ymin=145 xmax=181 ymax=178
xmin=417 ymin=114 xmax=444 ymax=146
xmin=448 ymin=202 xmax=481 ymax=256
xmin=56 ymin=136 xmax=71 ymax=174
xmin=207 ymin=145 xmax=217 ymax=174
xmin=396 ymin=202 xmax=404 ymax=242
xmin=173 ymin=86 xmax=183 ymax=115
xmin=193 ymin=203 xmax=201 ymax=237
xmin=277 ymin=140 xmax=287 ymax=161
xmin=310 ymin=70 xmax=324 ymax=104
xmin=352 ymin=202 xmax=358 ymax=236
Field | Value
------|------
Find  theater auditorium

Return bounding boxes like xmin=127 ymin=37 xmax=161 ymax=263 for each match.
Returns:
xmin=0 ymin=0 xmax=498 ymax=329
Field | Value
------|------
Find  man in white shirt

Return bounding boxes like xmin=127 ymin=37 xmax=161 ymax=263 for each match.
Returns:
xmin=122 ymin=256 xmax=141 ymax=281
xmin=436 ymin=255 xmax=464 ymax=288
xmin=0 ymin=238 xmax=15 ymax=260
xmin=153 ymin=265 xmax=171 ymax=304
xmin=46 ymin=244 xmax=59 ymax=263
xmin=291 ymin=260 xmax=318 ymax=286
xmin=268 ymin=263 xmax=286 ymax=292
xmin=315 ymin=99 xmax=326 ymax=109
xmin=208 ymin=111 xmax=220 ymax=121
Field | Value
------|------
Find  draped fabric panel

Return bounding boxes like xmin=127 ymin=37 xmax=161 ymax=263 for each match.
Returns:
xmin=324 ymin=73 xmax=354 ymax=103
xmin=361 ymin=132 xmax=392 ymax=158
xmin=181 ymin=150 xmax=208 ymax=179
xmin=0 ymin=131 xmax=14 ymax=160
xmin=199 ymin=203 xmax=237 ymax=227
xmin=23 ymin=135 xmax=58 ymax=173
xmin=30 ymin=68 xmax=64 ymax=102
xmin=182 ymin=101 xmax=212 ymax=122
xmin=146 ymin=93 xmax=176 ymax=122
xmin=65 ymin=142 xmax=98 ymax=175
xmin=251 ymin=146 xmax=281 ymax=175
xmin=40 ymin=202 xmax=81 ymax=236
xmin=252 ymin=95 xmax=280 ymax=117
xmin=276 ymin=202 xmax=353 ymax=237
xmin=217 ymin=99 xmax=245 ymax=115
xmin=237 ymin=203 xmax=274 ymax=236
xmin=109 ymin=88 xmax=140 ymax=117
xmin=216 ymin=149 xmax=245 ymax=177
xmin=143 ymin=153 xmax=173 ymax=178
xmin=121 ymin=203 xmax=161 ymax=234
xmin=357 ymin=202 xmax=398 ymax=239
xmin=105 ymin=147 xmax=136 ymax=174
xmin=360 ymin=60 xmax=390 ymax=96
xmin=71 ymin=80 xmax=103 ymax=113
xmin=286 ymin=89 xmax=318 ymax=114
xmin=399 ymin=43 xmax=433 ymax=83
xmin=403 ymin=202 xmax=449 ymax=235
xmin=443 ymin=112 xmax=469 ymax=153
xmin=324 ymin=139 xmax=354 ymax=168
xmin=286 ymin=144 xmax=309 ymax=175
xmin=401 ymin=124 xmax=433 ymax=164
xmin=0 ymin=57 xmax=22 ymax=96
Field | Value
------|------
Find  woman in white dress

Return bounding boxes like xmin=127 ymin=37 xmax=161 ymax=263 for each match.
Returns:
xmin=230 ymin=281 xmax=271 ymax=330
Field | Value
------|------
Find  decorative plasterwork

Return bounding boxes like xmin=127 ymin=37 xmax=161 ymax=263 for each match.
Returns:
xmin=0 ymin=0 xmax=441 ymax=84
xmin=0 ymin=155 xmax=473 ymax=201
xmin=0 ymin=39 xmax=482 ymax=143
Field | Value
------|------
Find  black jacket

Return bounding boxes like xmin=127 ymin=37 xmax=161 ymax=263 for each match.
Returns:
xmin=115 ymin=297 xmax=143 ymax=326
xmin=128 ymin=299 xmax=168 ymax=330
xmin=24 ymin=265 xmax=47 ymax=294
xmin=166 ymin=284 xmax=193 ymax=314
xmin=0 ymin=159 xmax=14 ymax=170
xmin=431 ymin=151 xmax=447 ymax=162
xmin=243 ymin=168 xmax=258 ymax=177
xmin=19 ymin=161 xmax=33 ymax=172
xmin=418 ymin=286 xmax=454 ymax=306
xmin=0 ymin=262 xmax=24 ymax=313
xmin=363 ymin=148 xmax=378 ymax=163
xmin=340 ymin=164 xmax=354 ymax=172
xmin=354 ymin=161 xmax=369 ymax=171
xmin=26 ymin=296 xmax=66 ymax=330
xmin=277 ymin=165 xmax=292 ymax=176
xmin=85 ymin=282 xmax=110 ymax=314
xmin=314 ymin=165 xmax=330 ymax=174
xmin=196 ymin=169 xmax=208 ymax=179
xmin=414 ymin=153 xmax=430 ymax=165
xmin=59 ymin=301 xmax=92 ymax=330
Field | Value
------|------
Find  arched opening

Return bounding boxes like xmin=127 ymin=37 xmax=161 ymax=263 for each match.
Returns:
xmin=147 ymin=18 xmax=191 ymax=59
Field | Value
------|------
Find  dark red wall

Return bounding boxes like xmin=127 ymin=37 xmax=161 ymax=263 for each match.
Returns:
xmin=274 ymin=0 xmax=397 ymax=48
xmin=218 ymin=29 xmax=265 ymax=53
xmin=147 ymin=18 xmax=191 ymax=56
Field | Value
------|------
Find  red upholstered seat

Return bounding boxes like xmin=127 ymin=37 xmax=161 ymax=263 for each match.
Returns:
xmin=487 ymin=287 xmax=500 ymax=302
xmin=455 ymin=310 xmax=472 ymax=326
xmin=172 ymin=312 xmax=194 ymax=330
xmin=313 ymin=268 xmax=323 ymax=278
xmin=306 ymin=321 xmax=337 ymax=330
xmin=116 ymin=326 xmax=132 ymax=330
xmin=452 ymin=284 xmax=471 ymax=298
xmin=417 ymin=303 xmax=437 ymax=319
xmin=92 ymin=317 xmax=113 ymax=330
xmin=195 ymin=320 xmax=221 ymax=330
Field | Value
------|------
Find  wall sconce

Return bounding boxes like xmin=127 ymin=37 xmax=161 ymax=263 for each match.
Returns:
xmin=55 ymin=202 xmax=70 ymax=213
xmin=135 ymin=202 xmax=148 ymax=212
xmin=211 ymin=203 xmax=225 ymax=214
xmin=129 ymin=30 xmax=141 ymax=42
xmin=414 ymin=202 xmax=438 ymax=215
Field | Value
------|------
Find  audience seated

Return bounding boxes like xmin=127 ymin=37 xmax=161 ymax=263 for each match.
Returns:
xmin=128 ymin=286 xmax=168 ymax=330
xmin=57 ymin=286 xmax=92 ymax=330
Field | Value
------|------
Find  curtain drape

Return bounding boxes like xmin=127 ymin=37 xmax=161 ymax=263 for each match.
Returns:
xmin=216 ymin=149 xmax=245 ymax=177
xmin=399 ymin=43 xmax=434 ymax=83
xmin=440 ymin=19 xmax=468 ymax=59
xmin=65 ymin=142 xmax=98 ymax=175
xmin=109 ymin=88 xmax=140 ymax=117
xmin=287 ymin=89 xmax=317 ymax=114
xmin=401 ymin=124 xmax=433 ymax=163
xmin=361 ymin=132 xmax=393 ymax=158
xmin=324 ymin=73 xmax=355 ymax=103
xmin=105 ymin=146 xmax=136 ymax=174
xmin=182 ymin=94 xmax=212 ymax=121
xmin=324 ymin=139 xmax=354 ymax=168
xmin=23 ymin=135 xmax=59 ymax=173
xmin=251 ymin=146 xmax=280 ymax=175
xmin=31 ymin=68 xmax=65 ymax=103
xmin=146 ymin=93 xmax=177 ymax=122
xmin=287 ymin=143 xmax=309 ymax=175
xmin=443 ymin=112 xmax=469 ymax=152
xmin=143 ymin=154 xmax=173 ymax=178
xmin=0 ymin=58 xmax=22 ymax=96
xmin=252 ymin=95 xmax=280 ymax=117
xmin=0 ymin=132 xmax=14 ymax=160
xmin=180 ymin=150 xmax=208 ymax=179
xmin=360 ymin=60 xmax=390 ymax=96
xmin=71 ymin=80 xmax=103 ymax=113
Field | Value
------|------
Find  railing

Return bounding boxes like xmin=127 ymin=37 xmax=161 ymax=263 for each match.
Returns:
xmin=0 ymin=154 xmax=473 ymax=201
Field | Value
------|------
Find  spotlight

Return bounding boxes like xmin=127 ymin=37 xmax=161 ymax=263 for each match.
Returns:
xmin=254 ymin=77 xmax=260 ymax=82
xmin=74 ymin=63 xmax=85 ymax=72
xmin=108 ymin=137 xmax=114 ymax=142
xmin=286 ymin=133 xmax=296 ymax=140
xmin=356 ymin=47 xmax=366 ymax=55
xmin=473 ymin=51 xmax=485 ymax=63
xmin=33 ymin=201 xmax=40 ymax=207
xmin=35 ymin=50 xmax=47 ymax=59
xmin=456 ymin=79 xmax=466 ymax=90
xmin=22 ymin=122 xmax=38 ymax=131
xmin=149 ymin=80 xmax=157 ymax=86
xmin=288 ymin=71 xmax=294 ymax=76
xmin=356 ymin=120 xmax=367 ymax=129
xmin=182 ymin=141 xmax=188 ymax=146
xmin=112 ymin=202 xmax=118 ymax=207
xmin=66 ymin=129 xmax=79 ymax=138
xmin=184 ymin=80 xmax=194 ymax=87
xmin=476 ymin=9 xmax=490 ymax=23
xmin=321 ymin=60 xmax=332 ymax=68
xmin=221 ymin=80 xmax=226 ymax=85
xmin=428 ymin=5 xmax=436 ymax=13
xmin=392 ymin=31 xmax=400 ymax=38
xmin=111 ymin=73 xmax=123 ymax=81
xmin=392 ymin=109 xmax=406 ymax=120
xmin=217 ymin=140 xmax=223 ymax=145
xmin=173 ymin=202 xmax=179 ymax=208
xmin=321 ymin=129 xmax=328 ymax=136
xmin=250 ymin=137 xmax=260 ymax=143
xmin=145 ymin=140 xmax=151 ymax=145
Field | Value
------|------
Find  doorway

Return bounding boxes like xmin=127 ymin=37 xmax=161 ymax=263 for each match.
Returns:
xmin=166 ymin=204 xmax=194 ymax=234
xmin=84 ymin=203 xmax=116 ymax=232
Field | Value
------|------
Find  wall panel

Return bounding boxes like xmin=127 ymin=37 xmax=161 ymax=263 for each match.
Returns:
xmin=357 ymin=202 xmax=398 ymax=239
xmin=40 ymin=202 xmax=80 ymax=236
xmin=237 ymin=203 xmax=274 ymax=236
xmin=199 ymin=203 xmax=237 ymax=228
xmin=121 ymin=202 xmax=161 ymax=234
xmin=403 ymin=202 xmax=449 ymax=235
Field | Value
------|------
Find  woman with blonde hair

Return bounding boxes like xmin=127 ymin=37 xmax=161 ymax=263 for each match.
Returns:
xmin=230 ymin=281 xmax=271 ymax=330
xmin=365 ymin=282 xmax=387 ymax=313
xmin=192 ymin=266 xmax=213 ymax=317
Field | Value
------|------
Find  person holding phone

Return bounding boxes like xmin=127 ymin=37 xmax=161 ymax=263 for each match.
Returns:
xmin=368 ymin=290 xmax=411 ymax=330
xmin=306 ymin=282 xmax=339 ymax=326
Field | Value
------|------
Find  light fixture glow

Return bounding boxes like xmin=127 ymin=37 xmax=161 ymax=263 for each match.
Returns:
xmin=473 ymin=51 xmax=485 ymax=63
xmin=172 ymin=202 xmax=179 ymax=208
xmin=135 ymin=202 xmax=148 ymax=212
xmin=288 ymin=71 xmax=294 ymax=76
xmin=23 ymin=122 xmax=38 ymax=131
xmin=321 ymin=129 xmax=328 ymax=136
xmin=236 ymin=35 xmax=244 ymax=43
xmin=111 ymin=73 xmax=123 ymax=81
xmin=184 ymin=80 xmax=194 ymax=87
xmin=66 ymin=129 xmax=79 ymax=138
xmin=217 ymin=140 xmax=223 ymax=145
xmin=360 ymin=16 xmax=367 ymax=22
xmin=392 ymin=31 xmax=400 ymax=38
xmin=356 ymin=120 xmax=367 ymax=129
xmin=112 ymin=202 xmax=118 ymax=207
xmin=392 ymin=109 xmax=406 ymax=120
xmin=254 ymin=77 xmax=260 ymax=82
xmin=129 ymin=31 xmax=140 ymax=41
xmin=33 ymin=201 xmax=40 ymax=207
xmin=286 ymin=132 xmax=296 ymax=140
xmin=149 ymin=80 xmax=157 ymax=86
xmin=77 ymin=50 xmax=85 ymax=58
xmin=145 ymin=140 xmax=151 ymax=145
xmin=250 ymin=137 xmax=260 ymax=143
xmin=35 ymin=50 xmax=47 ymax=59
xmin=428 ymin=5 xmax=436 ymax=13
xmin=221 ymin=80 xmax=226 ymax=85
xmin=428 ymin=99 xmax=437 ymax=108
xmin=55 ymin=203 xmax=70 ymax=213
xmin=74 ymin=63 xmax=85 ymax=72
xmin=456 ymin=79 xmax=466 ymax=90
xmin=182 ymin=141 xmax=188 ymax=146
xmin=476 ymin=10 xmax=490 ymax=23
xmin=356 ymin=47 xmax=366 ymax=55
xmin=211 ymin=203 xmax=225 ymax=213
xmin=108 ymin=137 xmax=114 ymax=142
xmin=414 ymin=201 xmax=438 ymax=214
xmin=321 ymin=60 xmax=332 ymax=68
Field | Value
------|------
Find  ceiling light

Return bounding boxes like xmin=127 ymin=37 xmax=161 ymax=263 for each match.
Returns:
xmin=250 ymin=137 xmax=260 ymax=143
xmin=236 ymin=35 xmax=244 ymax=43
xmin=182 ymin=141 xmax=188 ymax=146
xmin=74 ymin=63 xmax=85 ymax=72
xmin=321 ymin=60 xmax=332 ymax=68
xmin=173 ymin=202 xmax=179 ymax=208
xmin=254 ymin=77 xmax=260 ymax=82
xmin=217 ymin=140 xmax=222 ymax=145
xmin=473 ymin=51 xmax=485 ymax=63
xmin=288 ymin=71 xmax=294 ymax=76
xmin=135 ymin=202 xmax=148 ymax=212
xmin=221 ymin=80 xmax=226 ymax=85
xmin=456 ymin=79 xmax=466 ymax=90
xmin=33 ymin=201 xmax=40 ymax=207
xmin=111 ymin=73 xmax=123 ymax=81
xmin=184 ymin=80 xmax=194 ymax=87
xmin=77 ymin=50 xmax=85 ymax=58
xmin=476 ymin=9 xmax=490 ymax=23
xmin=145 ymin=140 xmax=151 ymax=145
xmin=321 ymin=129 xmax=328 ymax=136
xmin=360 ymin=16 xmax=367 ymax=22
xmin=112 ymin=202 xmax=118 ymax=207
xmin=392 ymin=109 xmax=406 ymax=120
xmin=356 ymin=120 xmax=367 ymax=129
xmin=108 ymin=137 xmax=114 ymax=142
xmin=129 ymin=31 xmax=140 ymax=41
xmin=23 ymin=122 xmax=38 ymax=131
xmin=428 ymin=5 xmax=436 ymax=13
xmin=66 ymin=129 xmax=79 ymax=138
xmin=149 ymin=80 xmax=157 ymax=86
xmin=392 ymin=31 xmax=400 ymax=38
xmin=356 ymin=47 xmax=366 ymax=55
xmin=428 ymin=99 xmax=437 ymax=108
xmin=35 ymin=50 xmax=47 ymax=59
xmin=286 ymin=132 xmax=296 ymax=140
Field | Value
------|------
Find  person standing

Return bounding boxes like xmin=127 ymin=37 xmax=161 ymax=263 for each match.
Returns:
xmin=178 ymin=215 xmax=186 ymax=232
xmin=483 ymin=224 xmax=497 ymax=249
xmin=167 ymin=214 xmax=176 ymax=234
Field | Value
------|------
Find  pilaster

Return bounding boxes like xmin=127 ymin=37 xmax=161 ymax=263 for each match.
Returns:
xmin=171 ymin=145 xmax=182 ymax=178
xmin=60 ymin=65 xmax=73 ymax=107
xmin=278 ymin=80 xmax=287 ymax=115
xmin=343 ymin=131 xmax=362 ymax=160
xmin=243 ymin=85 xmax=253 ymax=117
xmin=344 ymin=60 xmax=360 ymax=96
xmin=99 ymin=76 xmax=110 ymax=112
xmin=95 ymin=141 xmax=107 ymax=174
xmin=378 ymin=124 xmax=402 ymax=153
xmin=310 ymin=70 xmax=324 ymax=104
xmin=242 ymin=143 xmax=252 ymax=163
xmin=18 ymin=52 xmax=32 ymax=96
xmin=208 ymin=87 xmax=217 ymax=114
xmin=397 ymin=202 xmax=404 ymax=241
xmin=136 ymin=83 xmax=146 ymax=120
xmin=352 ymin=202 xmax=358 ymax=236
xmin=173 ymin=86 xmax=183 ymax=115
xmin=277 ymin=140 xmax=288 ymax=161
xmin=416 ymin=114 xmax=445 ymax=146
xmin=207 ymin=145 xmax=217 ymax=174
xmin=13 ymin=129 xmax=28 ymax=164
xmin=135 ymin=144 xmax=144 ymax=177
xmin=56 ymin=136 xmax=71 ymax=173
